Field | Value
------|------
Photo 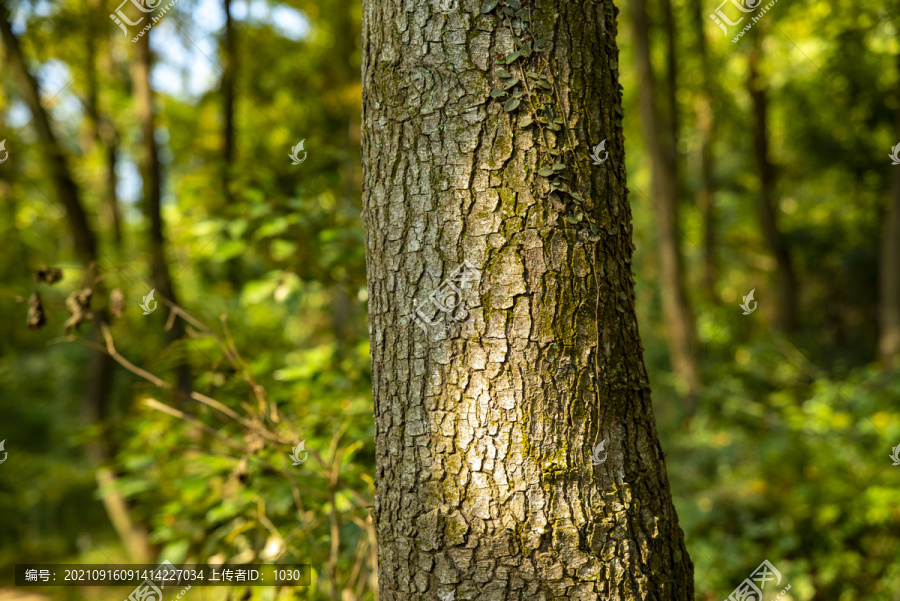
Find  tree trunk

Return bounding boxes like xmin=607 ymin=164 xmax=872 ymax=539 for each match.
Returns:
xmin=631 ymin=0 xmax=702 ymax=398
xmin=0 ymin=2 xmax=149 ymax=562
xmin=361 ymin=1 xmax=694 ymax=598
xmin=689 ymin=0 xmax=717 ymax=301
xmin=880 ymin=51 xmax=900 ymax=366
xmin=132 ymin=32 xmax=192 ymax=400
xmin=748 ymin=41 xmax=797 ymax=332
xmin=86 ymin=0 xmax=122 ymax=249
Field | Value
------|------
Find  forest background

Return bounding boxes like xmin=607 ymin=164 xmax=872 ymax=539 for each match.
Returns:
xmin=1 ymin=0 xmax=900 ymax=599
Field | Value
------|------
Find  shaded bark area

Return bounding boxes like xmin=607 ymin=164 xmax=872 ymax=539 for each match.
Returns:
xmin=133 ymin=33 xmax=192 ymax=400
xmin=361 ymin=1 xmax=693 ymax=599
xmin=748 ymin=43 xmax=797 ymax=332
xmin=880 ymin=51 xmax=900 ymax=366
xmin=631 ymin=0 xmax=701 ymax=397
xmin=0 ymin=4 xmax=149 ymax=562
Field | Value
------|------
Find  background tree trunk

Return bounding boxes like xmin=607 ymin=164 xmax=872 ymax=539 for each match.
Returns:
xmin=631 ymin=0 xmax=702 ymax=398
xmin=361 ymin=1 xmax=694 ymax=598
xmin=86 ymin=0 xmax=122 ymax=249
xmin=879 ymin=50 xmax=900 ymax=366
xmin=133 ymin=32 xmax=192 ymax=400
xmin=748 ymin=41 xmax=797 ymax=332
xmin=689 ymin=0 xmax=718 ymax=301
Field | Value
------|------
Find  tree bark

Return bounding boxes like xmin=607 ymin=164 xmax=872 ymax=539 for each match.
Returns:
xmin=880 ymin=50 xmax=900 ymax=366
xmin=748 ymin=41 xmax=797 ymax=332
xmin=631 ymin=0 xmax=701 ymax=398
xmin=132 ymin=32 xmax=192 ymax=400
xmin=361 ymin=1 xmax=694 ymax=598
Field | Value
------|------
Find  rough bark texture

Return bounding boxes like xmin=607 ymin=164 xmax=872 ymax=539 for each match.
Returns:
xmin=631 ymin=0 xmax=701 ymax=397
xmin=361 ymin=1 xmax=694 ymax=599
xmin=879 ymin=50 xmax=900 ymax=366
xmin=748 ymin=43 xmax=797 ymax=333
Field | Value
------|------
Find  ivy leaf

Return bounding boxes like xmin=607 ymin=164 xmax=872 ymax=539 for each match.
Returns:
xmin=481 ymin=0 xmax=499 ymax=13
xmin=552 ymin=163 xmax=566 ymax=171
xmin=495 ymin=69 xmax=512 ymax=78
xmin=565 ymin=210 xmax=584 ymax=224
xmin=515 ymin=8 xmax=528 ymax=18
xmin=507 ymin=0 xmax=521 ymax=8
xmin=503 ymin=77 xmax=520 ymax=89
xmin=520 ymin=116 xmax=533 ymax=127
xmin=505 ymin=51 xmax=523 ymax=63
xmin=490 ymin=88 xmax=507 ymax=98
xmin=504 ymin=97 xmax=521 ymax=111
xmin=538 ymin=167 xmax=554 ymax=176
xmin=527 ymin=71 xmax=541 ymax=78
xmin=502 ymin=6 xmax=515 ymax=15
xmin=535 ymin=39 xmax=551 ymax=51
xmin=513 ymin=88 xmax=525 ymax=98
xmin=521 ymin=41 xmax=533 ymax=56
xmin=570 ymin=192 xmax=583 ymax=201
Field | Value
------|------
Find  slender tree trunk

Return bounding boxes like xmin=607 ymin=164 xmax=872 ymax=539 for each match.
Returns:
xmin=86 ymin=0 xmax=122 ymax=248
xmin=132 ymin=33 xmax=192 ymax=399
xmin=690 ymin=0 xmax=717 ymax=300
xmin=632 ymin=0 xmax=702 ymax=398
xmin=661 ymin=0 xmax=678 ymax=151
xmin=223 ymin=0 xmax=235 ymax=186
xmin=879 ymin=51 xmax=900 ymax=366
xmin=0 ymin=3 xmax=149 ymax=562
xmin=221 ymin=0 xmax=242 ymax=286
xmin=748 ymin=42 xmax=797 ymax=332
xmin=361 ymin=1 xmax=694 ymax=598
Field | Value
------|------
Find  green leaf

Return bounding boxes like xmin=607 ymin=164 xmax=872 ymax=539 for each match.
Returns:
xmin=527 ymin=71 xmax=541 ymax=78
xmin=520 ymin=116 xmax=533 ymax=127
xmin=538 ymin=167 xmax=554 ymax=176
xmin=512 ymin=88 xmax=524 ymax=97
xmin=552 ymin=163 xmax=566 ymax=171
xmin=501 ymin=6 xmax=515 ymax=15
xmin=570 ymin=192 xmax=583 ymax=201
xmin=505 ymin=51 xmax=522 ymax=63
xmin=515 ymin=8 xmax=528 ymax=18
xmin=507 ymin=0 xmax=520 ymax=8
xmin=495 ymin=69 xmax=512 ymax=78
xmin=535 ymin=39 xmax=551 ymax=51
xmin=503 ymin=77 xmax=520 ymax=89
xmin=490 ymin=88 xmax=507 ymax=98
xmin=503 ymin=97 xmax=521 ymax=111
xmin=481 ymin=0 xmax=499 ymax=12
